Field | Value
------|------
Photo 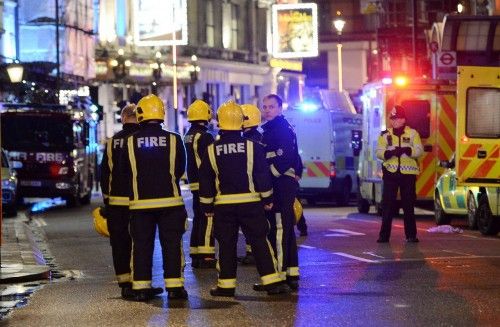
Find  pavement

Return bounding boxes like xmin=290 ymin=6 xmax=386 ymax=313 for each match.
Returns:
xmin=0 ymin=213 xmax=51 ymax=284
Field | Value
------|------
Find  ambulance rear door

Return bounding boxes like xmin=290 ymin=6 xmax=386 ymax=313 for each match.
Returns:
xmin=456 ymin=66 xmax=500 ymax=187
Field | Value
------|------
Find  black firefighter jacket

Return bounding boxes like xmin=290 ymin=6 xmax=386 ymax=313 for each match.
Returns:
xmin=122 ymin=123 xmax=186 ymax=210
xmin=198 ymin=131 xmax=273 ymax=213
xmin=100 ymin=123 xmax=140 ymax=206
xmin=261 ymin=115 xmax=299 ymax=179
xmin=184 ymin=124 xmax=214 ymax=192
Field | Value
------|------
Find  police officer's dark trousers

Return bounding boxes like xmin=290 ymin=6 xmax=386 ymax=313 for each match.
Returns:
xmin=189 ymin=190 xmax=215 ymax=259
xmin=380 ymin=171 xmax=417 ymax=239
xmin=106 ymin=205 xmax=132 ymax=287
xmin=130 ymin=206 xmax=187 ymax=290
xmin=214 ymin=203 xmax=279 ymax=285
xmin=267 ymin=176 xmax=299 ymax=280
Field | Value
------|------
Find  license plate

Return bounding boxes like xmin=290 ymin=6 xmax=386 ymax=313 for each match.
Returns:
xmin=20 ymin=180 xmax=42 ymax=187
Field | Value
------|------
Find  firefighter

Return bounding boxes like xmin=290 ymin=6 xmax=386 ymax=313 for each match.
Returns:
xmin=239 ymin=103 xmax=263 ymax=265
xmin=199 ymin=101 xmax=290 ymax=297
xmin=184 ymin=99 xmax=216 ymax=269
xmin=122 ymin=94 xmax=189 ymax=301
xmin=257 ymin=94 xmax=300 ymax=291
xmin=99 ymin=104 xmax=163 ymax=300
xmin=376 ymin=105 xmax=423 ymax=243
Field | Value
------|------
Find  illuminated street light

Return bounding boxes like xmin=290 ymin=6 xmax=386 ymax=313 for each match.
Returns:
xmin=333 ymin=13 xmax=346 ymax=92
xmin=6 ymin=62 xmax=24 ymax=83
xmin=189 ymin=54 xmax=201 ymax=101
xmin=457 ymin=3 xmax=464 ymax=14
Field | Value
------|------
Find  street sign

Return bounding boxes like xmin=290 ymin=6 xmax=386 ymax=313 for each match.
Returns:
xmin=438 ymin=51 xmax=457 ymax=67
xmin=430 ymin=41 xmax=439 ymax=53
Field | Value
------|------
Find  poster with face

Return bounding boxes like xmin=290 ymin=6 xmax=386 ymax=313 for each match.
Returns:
xmin=272 ymin=3 xmax=318 ymax=59
xmin=134 ymin=0 xmax=188 ymax=46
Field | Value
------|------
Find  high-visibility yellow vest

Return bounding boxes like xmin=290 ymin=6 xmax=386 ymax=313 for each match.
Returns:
xmin=376 ymin=126 xmax=423 ymax=175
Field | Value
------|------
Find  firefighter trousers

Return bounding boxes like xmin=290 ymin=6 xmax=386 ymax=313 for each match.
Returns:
xmin=379 ymin=172 xmax=417 ymax=240
xmin=189 ymin=191 xmax=215 ymax=258
xmin=267 ymin=176 xmax=299 ymax=280
xmin=106 ymin=205 xmax=132 ymax=287
xmin=213 ymin=203 xmax=281 ymax=288
xmin=129 ymin=206 xmax=187 ymax=290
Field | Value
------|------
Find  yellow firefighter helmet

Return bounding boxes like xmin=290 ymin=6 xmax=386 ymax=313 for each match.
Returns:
xmin=92 ymin=207 xmax=109 ymax=237
xmin=136 ymin=94 xmax=165 ymax=122
xmin=187 ymin=100 xmax=212 ymax=122
xmin=293 ymin=198 xmax=303 ymax=224
xmin=241 ymin=104 xmax=261 ymax=128
xmin=217 ymin=101 xmax=244 ymax=131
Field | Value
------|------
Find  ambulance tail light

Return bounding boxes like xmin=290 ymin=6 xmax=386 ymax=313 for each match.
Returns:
xmin=330 ymin=162 xmax=336 ymax=178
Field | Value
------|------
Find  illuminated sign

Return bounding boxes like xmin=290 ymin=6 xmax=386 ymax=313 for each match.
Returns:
xmin=272 ymin=3 xmax=318 ymax=59
xmin=269 ymin=58 xmax=303 ymax=71
xmin=134 ymin=0 xmax=188 ymax=46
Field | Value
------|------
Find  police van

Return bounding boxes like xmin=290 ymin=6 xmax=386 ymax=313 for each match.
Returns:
xmin=0 ymin=103 xmax=98 ymax=207
xmin=284 ymin=90 xmax=362 ymax=206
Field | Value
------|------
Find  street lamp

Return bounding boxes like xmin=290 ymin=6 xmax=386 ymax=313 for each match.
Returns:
xmin=333 ymin=14 xmax=346 ymax=92
xmin=110 ymin=48 xmax=130 ymax=81
xmin=6 ymin=62 xmax=24 ymax=83
xmin=151 ymin=51 xmax=163 ymax=94
xmin=189 ymin=55 xmax=200 ymax=101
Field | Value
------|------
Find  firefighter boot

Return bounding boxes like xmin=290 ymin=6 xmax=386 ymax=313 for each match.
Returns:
xmin=241 ymin=252 xmax=255 ymax=265
xmin=198 ymin=257 xmax=217 ymax=269
xmin=167 ymin=287 xmax=188 ymax=300
xmin=286 ymin=276 xmax=299 ymax=291
xmin=210 ymin=287 xmax=235 ymax=297
xmin=266 ymin=282 xmax=291 ymax=295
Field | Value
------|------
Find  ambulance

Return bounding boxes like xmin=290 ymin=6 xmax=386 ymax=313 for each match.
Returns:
xmin=454 ymin=66 xmax=499 ymax=235
xmin=357 ymin=76 xmax=456 ymax=213
xmin=284 ymin=90 xmax=362 ymax=206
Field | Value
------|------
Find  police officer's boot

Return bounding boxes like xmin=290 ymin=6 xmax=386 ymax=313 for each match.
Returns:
xmin=210 ymin=287 xmax=235 ymax=297
xmin=167 ymin=287 xmax=188 ymax=300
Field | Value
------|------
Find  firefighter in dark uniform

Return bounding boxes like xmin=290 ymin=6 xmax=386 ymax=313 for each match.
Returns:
xmin=239 ymin=103 xmax=263 ymax=265
xmin=100 ymin=103 xmax=164 ymax=299
xmin=122 ymin=94 xmax=189 ymax=301
xmin=199 ymin=101 xmax=290 ymax=297
xmin=184 ymin=99 xmax=216 ymax=269
xmin=376 ymin=105 xmax=423 ymax=243
xmin=257 ymin=93 xmax=300 ymax=291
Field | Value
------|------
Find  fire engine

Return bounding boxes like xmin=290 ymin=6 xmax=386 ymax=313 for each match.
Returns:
xmin=0 ymin=103 xmax=99 ymax=207
xmin=357 ymin=76 xmax=456 ymax=213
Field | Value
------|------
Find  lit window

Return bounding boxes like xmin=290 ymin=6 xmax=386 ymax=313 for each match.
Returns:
xmin=206 ymin=0 xmax=214 ymax=47
xmin=231 ymin=4 xmax=239 ymax=50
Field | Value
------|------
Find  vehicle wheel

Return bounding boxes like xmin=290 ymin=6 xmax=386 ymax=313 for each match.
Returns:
xmin=466 ymin=192 xmax=478 ymax=230
xmin=357 ymin=191 xmax=370 ymax=214
xmin=335 ymin=178 xmax=351 ymax=206
xmin=434 ymin=190 xmax=451 ymax=225
xmin=477 ymin=193 xmax=498 ymax=236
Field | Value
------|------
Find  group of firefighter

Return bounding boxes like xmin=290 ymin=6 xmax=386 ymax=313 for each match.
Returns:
xmin=97 ymin=93 xmax=304 ymax=301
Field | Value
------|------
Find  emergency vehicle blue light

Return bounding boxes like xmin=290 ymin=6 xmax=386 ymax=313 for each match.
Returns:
xmin=299 ymin=102 xmax=319 ymax=112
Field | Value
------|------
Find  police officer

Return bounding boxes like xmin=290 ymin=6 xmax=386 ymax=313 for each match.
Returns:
xmin=122 ymin=94 xmax=189 ymax=301
xmin=376 ymin=105 xmax=423 ymax=243
xmin=199 ymin=101 xmax=289 ymax=297
xmin=184 ymin=100 xmax=216 ymax=269
xmin=258 ymin=94 xmax=300 ymax=291
xmin=100 ymin=104 xmax=163 ymax=300
xmin=239 ymin=103 xmax=263 ymax=265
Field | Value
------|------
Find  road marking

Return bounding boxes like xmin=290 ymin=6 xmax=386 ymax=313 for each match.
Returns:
xmin=329 ymin=229 xmax=365 ymax=236
xmin=299 ymin=245 xmax=316 ymax=249
xmin=333 ymin=252 xmax=380 ymax=263
xmin=324 ymin=234 xmax=350 ymax=237
xmin=460 ymin=234 xmax=500 ymax=241
xmin=363 ymin=251 xmax=385 ymax=259
xmin=442 ymin=250 xmax=474 ymax=256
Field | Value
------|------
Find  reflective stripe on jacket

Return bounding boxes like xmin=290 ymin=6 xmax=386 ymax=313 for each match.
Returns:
xmin=375 ymin=126 xmax=423 ymax=175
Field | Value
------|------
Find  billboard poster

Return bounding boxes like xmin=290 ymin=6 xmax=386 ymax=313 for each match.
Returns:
xmin=272 ymin=3 xmax=318 ymax=59
xmin=134 ymin=0 xmax=188 ymax=46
